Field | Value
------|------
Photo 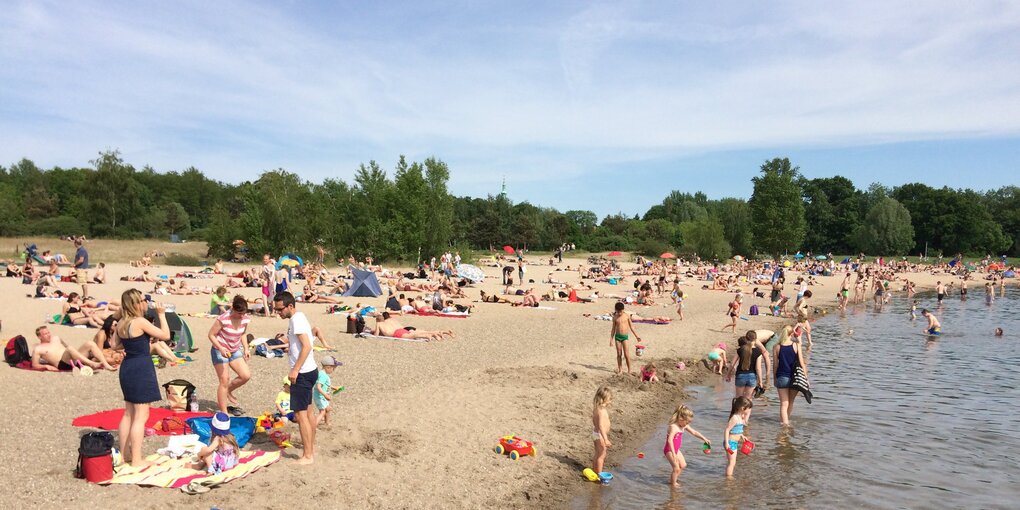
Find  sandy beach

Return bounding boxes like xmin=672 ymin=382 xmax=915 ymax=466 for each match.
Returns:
xmin=0 ymin=247 xmax=949 ymax=509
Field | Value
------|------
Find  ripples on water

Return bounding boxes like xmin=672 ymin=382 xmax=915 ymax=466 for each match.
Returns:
xmin=573 ymin=287 xmax=1020 ymax=510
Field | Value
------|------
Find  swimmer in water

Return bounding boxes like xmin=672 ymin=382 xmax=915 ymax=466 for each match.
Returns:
xmin=921 ymin=309 xmax=941 ymax=336
xmin=910 ymin=300 xmax=919 ymax=320
xmin=994 ymin=327 xmax=1004 ymax=337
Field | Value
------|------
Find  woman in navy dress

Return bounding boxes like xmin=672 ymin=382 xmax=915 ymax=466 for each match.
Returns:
xmin=115 ymin=289 xmax=170 ymax=468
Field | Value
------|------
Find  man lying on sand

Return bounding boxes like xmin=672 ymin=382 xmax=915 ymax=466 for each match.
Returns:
xmin=31 ymin=325 xmax=117 ymax=372
xmin=372 ymin=312 xmax=454 ymax=341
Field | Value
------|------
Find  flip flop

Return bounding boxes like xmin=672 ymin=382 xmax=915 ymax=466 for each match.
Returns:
xmin=227 ymin=405 xmax=246 ymax=417
xmin=181 ymin=480 xmax=211 ymax=495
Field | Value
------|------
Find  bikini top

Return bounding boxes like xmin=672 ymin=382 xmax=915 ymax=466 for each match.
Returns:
xmin=730 ymin=422 xmax=745 ymax=435
xmin=67 ymin=306 xmax=81 ymax=314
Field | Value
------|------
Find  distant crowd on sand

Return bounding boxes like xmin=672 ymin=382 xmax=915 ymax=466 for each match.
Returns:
xmin=587 ymin=252 xmax=1015 ymax=485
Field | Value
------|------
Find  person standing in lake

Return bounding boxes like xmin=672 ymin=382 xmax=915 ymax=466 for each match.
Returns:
xmin=921 ymin=309 xmax=941 ymax=336
xmin=772 ymin=326 xmax=808 ymax=426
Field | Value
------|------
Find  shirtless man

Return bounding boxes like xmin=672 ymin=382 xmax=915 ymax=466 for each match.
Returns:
xmin=372 ymin=312 xmax=454 ymax=341
xmin=921 ymin=309 xmax=941 ymax=336
xmin=31 ymin=326 xmax=116 ymax=372
xmin=935 ymin=281 xmax=946 ymax=305
xmin=92 ymin=262 xmax=107 ymax=284
xmin=610 ymin=302 xmax=641 ymax=375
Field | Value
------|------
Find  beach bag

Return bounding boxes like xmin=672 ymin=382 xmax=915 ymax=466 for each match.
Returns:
xmin=162 ymin=379 xmax=196 ymax=411
xmin=160 ymin=416 xmax=190 ymax=435
xmin=346 ymin=315 xmax=365 ymax=334
xmin=749 ymin=305 xmax=759 ymax=316
xmin=75 ymin=431 xmax=114 ymax=483
xmin=791 ymin=365 xmax=813 ymax=404
xmin=4 ymin=335 xmax=30 ymax=366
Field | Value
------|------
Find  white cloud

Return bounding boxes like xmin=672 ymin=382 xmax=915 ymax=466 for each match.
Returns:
xmin=0 ymin=0 xmax=1018 ymax=192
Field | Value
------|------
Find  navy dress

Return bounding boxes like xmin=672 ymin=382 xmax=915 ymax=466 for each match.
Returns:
xmin=119 ymin=332 xmax=161 ymax=404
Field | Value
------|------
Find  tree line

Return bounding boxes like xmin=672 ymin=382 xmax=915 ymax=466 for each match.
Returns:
xmin=1 ymin=152 xmax=1017 ymax=261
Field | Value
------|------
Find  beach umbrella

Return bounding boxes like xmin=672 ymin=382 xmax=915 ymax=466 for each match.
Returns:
xmin=733 ymin=255 xmax=744 ymax=261
xmin=660 ymin=252 xmax=676 ymax=259
xmin=815 ymin=255 xmax=827 ymax=260
xmin=456 ymin=264 xmax=485 ymax=283
xmin=608 ymin=251 xmax=623 ymax=257
xmin=502 ymin=245 xmax=515 ymax=254
xmin=277 ymin=253 xmax=304 ymax=269
xmin=783 ymin=260 xmax=792 ymax=267
xmin=794 ymin=252 xmax=804 ymax=260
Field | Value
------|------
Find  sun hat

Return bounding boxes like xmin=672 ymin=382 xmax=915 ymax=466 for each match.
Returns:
xmin=211 ymin=412 xmax=231 ymax=436
xmin=321 ymin=355 xmax=343 ymax=367
xmin=282 ymin=376 xmax=291 ymax=386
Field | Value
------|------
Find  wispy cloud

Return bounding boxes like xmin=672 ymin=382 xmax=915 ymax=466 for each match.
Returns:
xmin=1 ymin=0 xmax=1018 ymax=199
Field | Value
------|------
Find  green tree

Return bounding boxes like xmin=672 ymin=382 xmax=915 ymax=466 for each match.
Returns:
xmin=853 ymin=197 xmax=915 ymax=255
xmin=709 ymin=198 xmax=753 ymax=256
xmin=84 ymin=150 xmax=145 ymax=236
xmin=164 ymin=201 xmax=191 ymax=237
xmin=749 ymin=158 xmax=806 ymax=256
xmin=679 ymin=217 xmax=731 ymax=259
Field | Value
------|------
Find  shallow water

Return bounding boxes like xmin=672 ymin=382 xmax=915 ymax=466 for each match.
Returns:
xmin=573 ymin=286 xmax=1020 ymax=509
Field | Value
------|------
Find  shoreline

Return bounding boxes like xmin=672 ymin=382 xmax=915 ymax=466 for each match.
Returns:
xmin=530 ymin=273 xmax=945 ymax=509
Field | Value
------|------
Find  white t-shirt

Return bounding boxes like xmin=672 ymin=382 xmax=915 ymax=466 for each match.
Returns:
xmin=287 ymin=311 xmax=317 ymax=373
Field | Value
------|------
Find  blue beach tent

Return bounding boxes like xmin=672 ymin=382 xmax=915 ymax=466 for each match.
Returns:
xmin=343 ymin=266 xmax=383 ymax=297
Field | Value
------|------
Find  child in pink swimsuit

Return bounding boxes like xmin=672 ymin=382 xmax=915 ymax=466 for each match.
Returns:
xmin=663 ymin=404 xmax=710 ymax=487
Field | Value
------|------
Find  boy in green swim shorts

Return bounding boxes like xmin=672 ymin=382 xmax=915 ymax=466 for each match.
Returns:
xmin=611 ymin=302 xmax=641 ymax=375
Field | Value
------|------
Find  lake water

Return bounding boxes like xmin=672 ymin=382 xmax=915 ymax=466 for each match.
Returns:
xmin=573 ymin=286 xmax=1020 ymax=509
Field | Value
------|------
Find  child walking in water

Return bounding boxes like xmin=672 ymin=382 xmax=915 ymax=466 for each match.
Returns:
xmin=921 ymin=309 xmax=941 ymax=336
xmin=910 ymin=300 xmax=919 ymax=320
xmin=610 ymin=302 xmax=640 ymax=375
xmin=724 ymin=397 xmax=753 ymax=477
xmin=663 ymin=404 xmax=710 ymax=487
xmin=591 ymin=386 xmax=613 ymax=474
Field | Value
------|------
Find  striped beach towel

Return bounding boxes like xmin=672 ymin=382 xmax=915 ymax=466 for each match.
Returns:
xmin=101 ymin=450 xmax=280 ymax=489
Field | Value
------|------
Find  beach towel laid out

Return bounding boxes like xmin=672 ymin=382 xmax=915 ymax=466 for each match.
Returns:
xmin=414 ymin=310 xmax=470 ymax=318
xmin=633 ymin=319 xmax=672 ymax=325
xmin=181 ymin=313 xmax=218 ymax=319
xmin=534 ymin=306 xmax=556 ymax=310
xmin=72 ymin=408 xmax=212 ymax=435
xmin=100 ymin=449 xmax=280 ymax=490
xmin=13 ymin=360 xmax=71 ymax=372
xmin=354 ymin=333 xmax=430 ymax=343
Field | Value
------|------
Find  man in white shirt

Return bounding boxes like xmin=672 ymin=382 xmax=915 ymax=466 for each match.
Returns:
xmin=273 ymin=291 xmax=317 ymax=465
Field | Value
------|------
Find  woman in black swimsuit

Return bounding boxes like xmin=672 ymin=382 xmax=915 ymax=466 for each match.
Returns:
xmin=61 ymin=292 xmax=102 ymax=327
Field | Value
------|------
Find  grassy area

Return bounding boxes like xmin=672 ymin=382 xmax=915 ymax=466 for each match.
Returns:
xmin=0 ymin=237 xmax=210 ymax=264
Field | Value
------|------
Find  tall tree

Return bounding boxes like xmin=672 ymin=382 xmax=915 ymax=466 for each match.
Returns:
xmin=853 ymin=197 xmax=915 ymax=255
xmin=749 ymin=158 xmax=806 ymax=256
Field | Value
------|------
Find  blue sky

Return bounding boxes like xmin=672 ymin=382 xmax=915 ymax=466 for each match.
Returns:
xmin=1 ymin=1 xmax=1018 ymax=218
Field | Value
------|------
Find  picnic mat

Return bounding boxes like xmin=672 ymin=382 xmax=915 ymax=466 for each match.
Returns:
xmin=101 ymin=449 xmax=281 ymax=489
xmin=72 ymin=408 xmax=212 ymax=435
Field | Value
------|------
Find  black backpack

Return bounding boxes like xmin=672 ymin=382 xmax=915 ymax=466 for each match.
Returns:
xmin=75 ymin=431 xmax=114 ymax=478
xmin=4 ymin=336 xmax=30 ymax=366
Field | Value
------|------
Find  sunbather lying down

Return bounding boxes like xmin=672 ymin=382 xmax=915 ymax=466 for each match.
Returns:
xmin=373 ymin=312 xmax=454 ymax=341
xmin=583 ymin=312 xmax=671 ymax=323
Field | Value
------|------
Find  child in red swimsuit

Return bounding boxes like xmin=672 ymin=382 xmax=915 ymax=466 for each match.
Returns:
xmin=664 ymin=404 xmax=711 ymax=487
